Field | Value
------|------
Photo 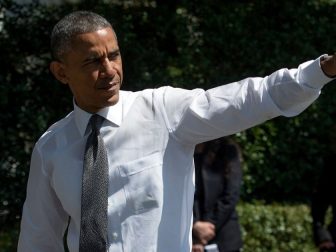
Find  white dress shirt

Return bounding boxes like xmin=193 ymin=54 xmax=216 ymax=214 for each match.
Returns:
xmin=18 ymin=56 xmax=332 ymax=252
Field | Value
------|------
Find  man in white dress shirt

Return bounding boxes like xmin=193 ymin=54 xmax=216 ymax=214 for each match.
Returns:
xmin=18 ymin=10 xmax=336 ymax=252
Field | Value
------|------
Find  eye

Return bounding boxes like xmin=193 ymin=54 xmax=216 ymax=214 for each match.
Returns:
xmin=108 ymin=51 xmax=120 ymax=61
xmin=83 ymin=58 xmax=100 ymax=67
xmin=91 ymin=58 xmax=101 ymax=64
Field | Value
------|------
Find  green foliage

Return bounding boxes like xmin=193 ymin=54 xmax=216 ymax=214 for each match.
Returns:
xmin=0 ymin=223 xmax=19 ymax=252
xmin=1 ymin=0 xmax=336 ymax=238
xmin=237 ymin=202 xmax=316 ymax=252
xmin=0 ymin=1 xmax=74 ymax=228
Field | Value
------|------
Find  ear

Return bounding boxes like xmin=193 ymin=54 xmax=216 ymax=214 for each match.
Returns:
xmin=50 ymin=61 xmax=68 ymax=84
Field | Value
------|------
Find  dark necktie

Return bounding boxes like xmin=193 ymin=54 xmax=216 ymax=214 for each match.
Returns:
xmin=79 ymin=114 xmax=108 ymax=251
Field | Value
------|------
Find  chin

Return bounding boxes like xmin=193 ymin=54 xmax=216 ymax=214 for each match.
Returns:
xmin=107 ymin=94 xmax=120 ymax=106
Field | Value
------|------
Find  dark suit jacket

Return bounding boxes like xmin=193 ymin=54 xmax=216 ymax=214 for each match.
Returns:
xmin=193 ymin=138 xmax=243 ymax=251
xmin=311 ymin=154 xmax=336 ymax=249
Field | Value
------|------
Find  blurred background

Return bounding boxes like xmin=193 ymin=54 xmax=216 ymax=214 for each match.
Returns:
xmin=1 ymin=0 xmax=336 ymax=251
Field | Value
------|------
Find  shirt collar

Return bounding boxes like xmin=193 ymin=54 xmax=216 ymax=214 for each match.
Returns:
xmin=74 ymin=93 xmax=123 ymax=137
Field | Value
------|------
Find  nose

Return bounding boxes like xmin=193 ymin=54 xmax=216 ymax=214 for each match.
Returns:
xmin=99 ymin=58 xmax=116 ymax=78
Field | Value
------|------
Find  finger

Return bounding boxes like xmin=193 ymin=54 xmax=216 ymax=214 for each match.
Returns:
xmin=209 ymin=224 xmax=215 ymax=230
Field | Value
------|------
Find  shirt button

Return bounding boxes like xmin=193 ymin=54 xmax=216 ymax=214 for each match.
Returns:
xmin=112 ymin=232 xmax=118 ymax=240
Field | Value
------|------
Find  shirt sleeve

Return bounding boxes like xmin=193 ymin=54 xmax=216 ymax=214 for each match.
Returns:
xmin=159 ymin=56 xmax=332 ymax=145
xmin=18 ymin=144 xmax=68 ymax=252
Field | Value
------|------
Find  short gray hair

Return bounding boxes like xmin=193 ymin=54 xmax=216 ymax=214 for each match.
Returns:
xmin=51 ymin=11 xmax=113 ymax=61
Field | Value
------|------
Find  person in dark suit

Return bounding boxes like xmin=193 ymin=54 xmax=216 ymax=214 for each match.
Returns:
xmin=192 ymin=137 xmax=243 ymax=252
xmin=311 ymin=151 xmax=336 ymax=251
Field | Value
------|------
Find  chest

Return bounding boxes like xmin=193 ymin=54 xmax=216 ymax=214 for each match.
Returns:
xmin=49 ymin=99 xmax=168 ymax=220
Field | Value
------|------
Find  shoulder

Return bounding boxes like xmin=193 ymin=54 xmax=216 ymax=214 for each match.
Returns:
xmin=35 ymin=111 xmax=75 ymax=149
xmin=122 ymin=86 xmax=203 ymax=101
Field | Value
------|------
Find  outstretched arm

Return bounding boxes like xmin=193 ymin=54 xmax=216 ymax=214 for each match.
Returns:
xmin=160 ymin=55 xmax=334 ymax=145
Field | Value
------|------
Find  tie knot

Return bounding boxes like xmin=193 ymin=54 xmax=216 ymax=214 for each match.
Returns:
xmin=89 ymin=114 xmax=104 ymax=132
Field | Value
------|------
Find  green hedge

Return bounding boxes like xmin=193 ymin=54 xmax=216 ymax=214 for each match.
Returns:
xmin=238 ymin=203 xmax=316 ymax=252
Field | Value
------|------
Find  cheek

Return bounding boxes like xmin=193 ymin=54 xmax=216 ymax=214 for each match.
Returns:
xmin=88 ymin=71 xmax=100 ymax=82
xmin=68 ymin=72 xmax=98 ymax=93
xmin=77 ymin=70 xmax=100 ymax=86
xmin=117 ymin=65 xmax=123 ymax=81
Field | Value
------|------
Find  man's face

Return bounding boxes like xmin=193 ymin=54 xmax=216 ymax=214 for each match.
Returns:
xmin=52 ymin=27 xmax=123 ymax=113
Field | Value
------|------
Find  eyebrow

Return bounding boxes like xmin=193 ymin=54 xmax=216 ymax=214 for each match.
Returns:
xmin=108 ymin=49 xmax=120 ymax=57
xmin=83 ymin=49 xmax=120 ymax=63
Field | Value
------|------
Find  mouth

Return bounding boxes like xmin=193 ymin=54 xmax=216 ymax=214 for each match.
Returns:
xmin=97 ymin=81 xmax=119 ymax=91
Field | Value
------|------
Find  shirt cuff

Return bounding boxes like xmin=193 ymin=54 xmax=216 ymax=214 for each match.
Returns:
xmin=299 ymin=54 xmax=334 ymax=89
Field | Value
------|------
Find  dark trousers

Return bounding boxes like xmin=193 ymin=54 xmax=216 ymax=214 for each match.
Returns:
xmin=320 ymin=248 xmax=336 ymax=252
